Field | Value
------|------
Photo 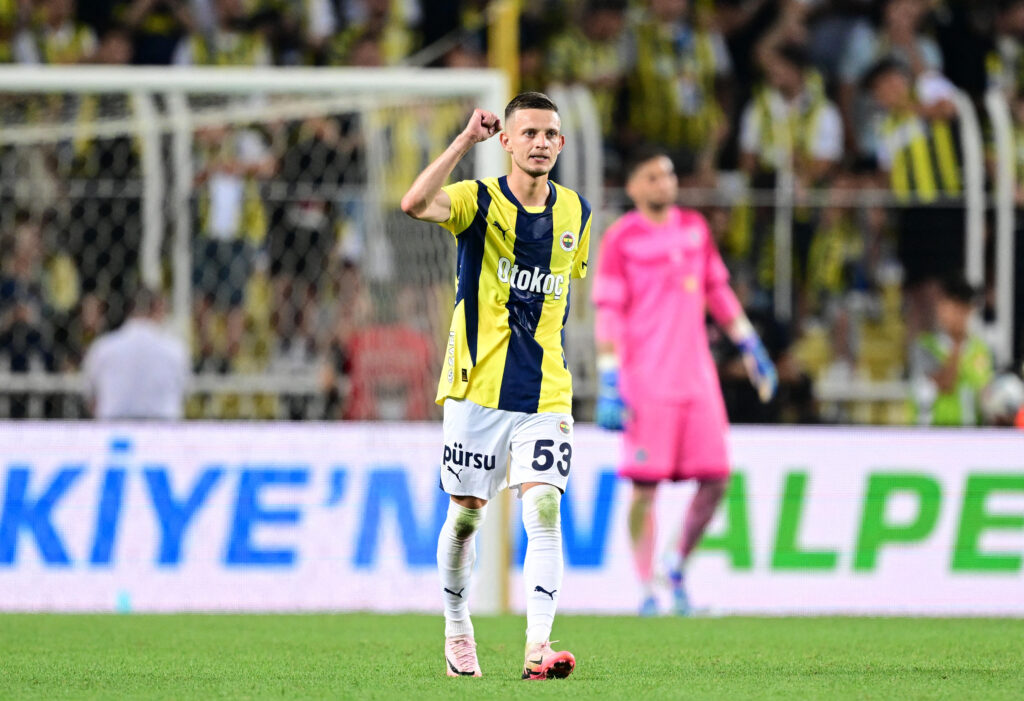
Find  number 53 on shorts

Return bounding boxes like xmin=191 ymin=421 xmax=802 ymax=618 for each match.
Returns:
xmin=530 ymin=439 xmax=572 ymax=476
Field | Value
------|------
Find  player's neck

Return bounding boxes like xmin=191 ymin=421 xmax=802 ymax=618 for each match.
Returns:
xmin=506 ymin=168 xmax=551 ymax=208
xmin=638 ymin=204 xmax=672 ymax=225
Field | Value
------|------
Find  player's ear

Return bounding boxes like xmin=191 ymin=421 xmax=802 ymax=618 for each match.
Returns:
xmin=556 ymin=134 xmax=565 ymax=153
xmin=499 ymin=130 xmax=511 ymax=152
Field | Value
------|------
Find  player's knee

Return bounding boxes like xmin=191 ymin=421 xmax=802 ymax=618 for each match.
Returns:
xmin=527 ymin=485 xmax=561 ymax=530
xmin=447 ymin=499 xmax=486 ymax=539
xmin=454 ymin=510 xmax=482 ymax=539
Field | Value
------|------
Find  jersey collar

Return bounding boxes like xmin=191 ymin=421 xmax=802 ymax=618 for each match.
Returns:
xmin=498 ymin=175 xmax=557 ymax=215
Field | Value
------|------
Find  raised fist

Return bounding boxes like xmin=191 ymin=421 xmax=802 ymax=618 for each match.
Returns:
xmin=462 ymin=109 xmax=502 ymax=143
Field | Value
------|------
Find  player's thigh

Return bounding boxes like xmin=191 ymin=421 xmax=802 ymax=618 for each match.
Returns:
xmin=509 ymin=412 xmax=574 ymax=494
xmin=676 ymin=392 xmax=730 ymax=481
xmin=618 ymin=401 xmax=682 ymax=483
xmin=440 ymin=399 xmax=513 ymax=500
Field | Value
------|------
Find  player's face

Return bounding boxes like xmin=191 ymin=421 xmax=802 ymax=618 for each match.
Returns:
xmin=626 ymin=156 xmax=678 ymax=210
xmin=500 ymin=109 xmax=564 ymax=178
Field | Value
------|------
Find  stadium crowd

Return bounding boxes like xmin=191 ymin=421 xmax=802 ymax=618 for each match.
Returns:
xmin=1 ymin=0 xmax=1023 ymax=426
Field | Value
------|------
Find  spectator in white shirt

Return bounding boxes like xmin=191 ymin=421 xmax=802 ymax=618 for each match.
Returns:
xmin=740 ymin=43 xmax=843 ymax=187
xmin=82 ymin=288 xmax=189 ymax=420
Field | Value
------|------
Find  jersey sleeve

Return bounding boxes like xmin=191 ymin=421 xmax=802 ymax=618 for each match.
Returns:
xmin=703 ymin=217 xmax=743 ymax=327
xmin=572 ymin=204 xmax=593 ymax=279
xmin=439 ymin=180 xmax=479 ymax=236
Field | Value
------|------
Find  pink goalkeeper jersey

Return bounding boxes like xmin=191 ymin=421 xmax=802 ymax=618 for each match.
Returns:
xmin=592 ymin=206 xmax=742 ymax=403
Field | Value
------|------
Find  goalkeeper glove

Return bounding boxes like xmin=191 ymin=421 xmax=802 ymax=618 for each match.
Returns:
xmin=595 ymin=355 xmax=625 ymax=431
xmin=738 ymin=334 xmax=778 ymax=403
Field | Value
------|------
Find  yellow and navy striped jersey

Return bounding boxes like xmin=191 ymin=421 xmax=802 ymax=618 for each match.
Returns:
xmin=437 ymin=176 xmax=592 ymax=414
xmin=879 ymin=109 xmax=960 ymax=204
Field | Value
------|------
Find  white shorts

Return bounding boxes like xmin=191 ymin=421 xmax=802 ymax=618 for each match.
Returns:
xmin=440 ymin=398 xmax=574 ymax=501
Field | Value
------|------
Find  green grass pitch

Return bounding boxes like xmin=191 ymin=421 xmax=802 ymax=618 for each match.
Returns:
xmin=3 ymin=614 xmax=1023 ymax=699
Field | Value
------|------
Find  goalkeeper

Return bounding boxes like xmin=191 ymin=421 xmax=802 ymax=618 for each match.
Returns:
xmin=592 ymin=148 xmax=776 ymax=616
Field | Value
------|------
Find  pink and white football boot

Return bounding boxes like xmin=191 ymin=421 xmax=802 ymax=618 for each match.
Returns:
xmin=521 ymin=641 xmax=575 ymax=680
xmin=444 ymin=634 xmax=482 ymax=678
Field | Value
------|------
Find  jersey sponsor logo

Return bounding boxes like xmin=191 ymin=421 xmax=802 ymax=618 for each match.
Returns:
xmin=559 ymin=230 xmax=576 ymax=252
xmin=496 ymin=257 xmax=565 ymax=300
xmin=443 ymin=442 xmax=497 ymax=471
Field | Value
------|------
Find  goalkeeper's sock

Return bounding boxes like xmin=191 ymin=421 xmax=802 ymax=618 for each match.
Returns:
xmin=523 ymin=485 xmax=563 ymax=644
xmin=680 ymin=478 xmax=728 ymax=558
xmin=437 ymin=500 xmax=485 ymax=638
xmin=627 ymin=488 xmax=657 ymax=593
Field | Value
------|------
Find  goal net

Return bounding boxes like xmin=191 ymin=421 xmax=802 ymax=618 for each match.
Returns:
xmin=0 ymin=66 xmax=512 ymax=420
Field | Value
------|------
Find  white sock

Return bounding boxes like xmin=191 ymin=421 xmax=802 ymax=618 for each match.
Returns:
xmin=522 ymin=485 xmax=563 ymax=645
xmin=437 ymin=500 xmax=485 ymax=638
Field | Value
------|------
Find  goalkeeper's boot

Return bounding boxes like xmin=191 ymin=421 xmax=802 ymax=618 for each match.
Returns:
xmin=639 ymin=595 xmax=658 ymax=617
xmin=445 ymin=634 xmax=482 ymax=677
xmin=522 ymin=641 xmax=575 ymax=680
xmin=668 ymin=568 xmax=692 ymax=616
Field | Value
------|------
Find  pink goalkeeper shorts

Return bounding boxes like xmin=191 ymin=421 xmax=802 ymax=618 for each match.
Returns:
xmin=618 ymin=392 xmax=730 ymax=483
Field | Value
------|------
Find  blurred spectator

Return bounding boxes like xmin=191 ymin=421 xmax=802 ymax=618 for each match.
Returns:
xmin=866 ymin=57 xmax=961 ymax=343
xmin=115 ymin=0 xmax=195 ymax=65
xmin=738 ymin=42 xmax=843 ymax=304
xmin=803 ymin=170 xmax=873 ymax=360
xmin=0 ymin=217 xmax=52 ymax=373
xmin=82 ymin=288 xmax=189 ymax=420
xmin=344 ymin=285 xmax=435 ymax=420
xmin=268 ymin=117 xmax=351 ymax=358
xmin=440 ymin=43 xmax=485 ymax=68
xmin=326 ymin=0 xmax=416 ymax=65
xmin=16 ymin=0 xmax=97 ymax=64
xmin=739 ymin=43 xmax=842 ymax=187
xmin=987 ymin=0 xmax=1024 ymax=98
xmin=192 ymin=125 xmax=275 ymax=368
xmin=909 ymin=274 xmax=993 ymax=426
xmin=624 ymin=0 xmax=733 ymax=182
xmin=0 ymin=0 xmax=31 ymax=63
xmin=546 ymin=0 xmax=629 ymax=155
xmin=931 ymin=0 xmax=991 ymax=99
xmin=253 ymin=0 xmax=336 ymax=65
xmin=838 ymin=0 xmax=942 ymax=158
xmin=173 ymin=0 xmax=270 ymax=65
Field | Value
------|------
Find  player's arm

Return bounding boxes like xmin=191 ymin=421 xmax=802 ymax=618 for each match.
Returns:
xmin=703 ymin=222 xmax=778 ymax=403
xmin=592 ymin=224 xmax=629 ymax=430
xmin=400 ymin=108 xmax=501 ymax=223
